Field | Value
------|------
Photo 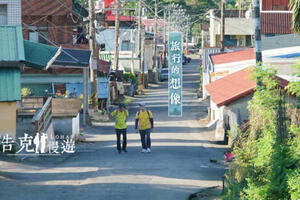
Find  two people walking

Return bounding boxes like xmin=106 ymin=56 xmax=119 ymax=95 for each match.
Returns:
xmin=111 ymin=102 xmax=154 ymax=154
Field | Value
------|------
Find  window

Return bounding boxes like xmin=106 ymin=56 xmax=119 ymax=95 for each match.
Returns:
xmin=0 ymin=4 xmax=7 ymax=25
xmin=29 ymin=32 xmax=38 ymax=42
xmin=29 ymin=27 xmax=48 ymax=44
xmin=121 ymin=40 xmax=131 ymax=51
xmin=38 ymin=30 xmax=48 ymax=44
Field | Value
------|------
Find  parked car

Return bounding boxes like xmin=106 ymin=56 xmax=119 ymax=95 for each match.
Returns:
xmin=189 ymin=48 xmax=199 ymax=54
xmin=159 ymin=68 xmax=168 ymax=81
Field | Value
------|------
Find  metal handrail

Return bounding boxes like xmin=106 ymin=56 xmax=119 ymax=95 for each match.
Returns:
xmin=34 ymin=97 xmax=52 ymax=133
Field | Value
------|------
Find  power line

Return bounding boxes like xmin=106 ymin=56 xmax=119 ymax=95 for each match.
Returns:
xmin=23 ymin=22 xmax=79 ymax=63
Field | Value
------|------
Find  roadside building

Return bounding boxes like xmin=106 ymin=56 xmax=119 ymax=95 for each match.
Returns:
xmin=208 ymin=9 xmax=254 ymax=48
xmin=0 ymin=26 xmax=62 ymax=139
xmin=21 ymin=0 xmax=110 ymax=101
xmin=205 ymin=67 xmax=296 ymax=142
xmin=0 ymin=0 xmax=62 ymax=139
xmin=202 ymin=45 xmax=300 ymax=99
xmin=208 ymin=47 xmax=300 ymax=81
xmin=21 ymin=0 xmax=89 ymax=48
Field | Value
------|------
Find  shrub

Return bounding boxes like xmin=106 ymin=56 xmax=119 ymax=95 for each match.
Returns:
xmin=21 ymin=87 xmax=32 ymax=96
xmin=222 ymin=65 xmax=300 ymax=200
xmin=124 ymin=72 xmax=137 ymax=85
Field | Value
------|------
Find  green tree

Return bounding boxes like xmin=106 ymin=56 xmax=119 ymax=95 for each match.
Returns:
xmin=290 ymin=0 xmax=300 ymax=32
xmin=222 ymin=66 xmax=300 ymax=200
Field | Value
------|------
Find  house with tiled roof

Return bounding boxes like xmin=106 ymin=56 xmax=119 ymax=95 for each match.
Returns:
xmin=202 ymin=46 xmax=300 ymax=99
xmin=205 ymin=67 xmax=296 ymax=142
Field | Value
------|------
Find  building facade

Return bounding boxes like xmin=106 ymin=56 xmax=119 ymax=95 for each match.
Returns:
xmin=21 ymin=0 xmax=89 ymax=48
xmin=208 ymin=9 xmax=254 ymax=48
xmin=0 ymin=0 xmax=21 ymax=25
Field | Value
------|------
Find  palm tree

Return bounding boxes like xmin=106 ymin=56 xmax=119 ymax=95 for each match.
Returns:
xmin=290 ymin=0 xmax=300 ymax=32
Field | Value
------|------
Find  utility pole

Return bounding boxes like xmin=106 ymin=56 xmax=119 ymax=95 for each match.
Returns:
xmin=220 ymin=0 xmax=225 ymax=52
xmin=185 ymin=29 xmax=188 ymax=54
xmin=137 ymin=0 xmax=142 ymax=72
xmin=89 ymin=0 xmax=98 ymax=110
xmin=83 ymin=68 xmax=88 ymax=126
xmin=130 ymin=29 xmax=135 ymax=74
xmin=153 ymin=0 xmax=158 ymax=70
xmin=142 ymin=36 xmax=145 ymax=86
xmin=113 ymin=0 xmax=120 ymax=71
xmin=163 ymin=8 xmax=167 ymax=67
xmin=254 ymin=0 xmax=262 ymax=87
xmin=254 ymin=0 xmax=262 ymax=65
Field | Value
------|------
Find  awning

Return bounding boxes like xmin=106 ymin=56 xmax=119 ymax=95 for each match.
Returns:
xmin=24 ymin=40 xmax=91 ymax=69
xmin=54 ymin=48 xmax=91 ymax=67
xmin=24 ymin=40 xmax=61 ymax=70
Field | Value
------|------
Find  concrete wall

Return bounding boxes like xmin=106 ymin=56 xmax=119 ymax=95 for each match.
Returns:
xmin=52 ymin=115 xmax=80 ymax=141
xmin=144 ymin=43 xmax=154 ymax=70
xmin=72 ymin=113 xmax=80 ymax=140
xmin=0 ymin=101 xmax=17 ymax=139
xmin=224 ymin=94 xmax=252 ymax=138
xmin=52 ymin=117 xmax=72 ymax=137
xmin=210 ymin=98 xmax=225 ymax=122
xmin=0 ymin=0 xmax=21 ymax=25
xmin=209 ymin=10 xmax=254 ymax=47
xmin=96 ymin=29 xmax=136 ymax=52
xmin=210 ymin=94 xmax=252 ymax=140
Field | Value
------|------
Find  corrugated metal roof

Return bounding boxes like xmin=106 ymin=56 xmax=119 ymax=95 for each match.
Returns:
xmin=205 ymin=67 xmax=256 ymax=107
xmin=0 ymin=26 xmax=25 ymax=63
xmin=210 ymin=48 xmax=255 ymax=65
xmin=23 ymin=40 xmax=91 ymax=69
xmin=261 ymin=13 xmax=292 ymax=34
xmin=54 ymin=48 xmax=91 ymax=67
xmin=205 ymin=67 xmax=290 ymax=107
xmin=24 ymin=40 xmax=59 ymax=70
xmin=0 ymin=68 xmax=21 ymax=102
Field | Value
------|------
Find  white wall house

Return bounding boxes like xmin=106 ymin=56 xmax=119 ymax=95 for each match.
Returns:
xmin=202 ymin=47 xmax=221 ymax=99
xmin=97 ymin=28 xmax=148 ymax=73
xmin=205 ymin=67 xmax=295 ymax=142
xmin=209 ymin=46 xmax=300 ymax=79
xmin=202 ymin=46 xmax=300 ymax=100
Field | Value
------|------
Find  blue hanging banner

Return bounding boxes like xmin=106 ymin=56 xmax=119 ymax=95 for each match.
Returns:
xmin=168 ymin=32 xmax=182 ymax=117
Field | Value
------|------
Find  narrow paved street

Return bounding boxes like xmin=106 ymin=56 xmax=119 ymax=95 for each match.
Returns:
xmin=0 ymin=56 xmax=226 ymax=200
